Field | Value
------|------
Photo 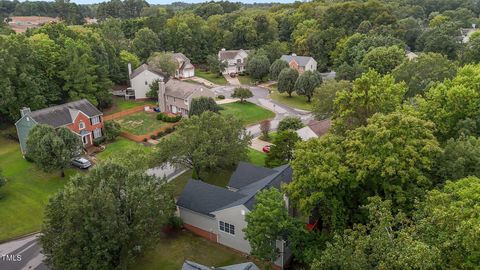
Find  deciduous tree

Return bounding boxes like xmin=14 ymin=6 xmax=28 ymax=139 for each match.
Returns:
xmin=266 ymin=130 xmax=300 ymax=167
xmin=269 ymin=59 xmax=289 ymax=81
xmin=231 ymin=87 xmax=253 ymax=103
xmin=361 ymin=45 xmax=405 ymax=75
xmin=277 ymin=68 xmax=299 ymax=97
xmin=312 ymin=80 xmax=351 ymax=120
xmin=131 ymin=27 xmax=159 ymax=60
xmin=148 ymin=51 xmax=177 ymax=77
xmin=277 ymin=116 xmax=303 ymax=132
xmin=188 ymin=97 xmax=219 ymax=117
xmin=246 ymin=54 xmax=270 ymax=81
xmin=294 ymin=70 xmax=323 ymax=102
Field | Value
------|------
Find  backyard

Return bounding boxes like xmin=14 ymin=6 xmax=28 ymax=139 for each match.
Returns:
xmin=104 ymin=97 xmax=156 ymax=115
xmin=115 ymin=111 xmax=167 ymax=135
xmin=220 ymin=101 xmax=275 ymax=126
xmin=195 ymin=70 xmax=228 ymax=85
xmin=269 ymin=84 xmax=313 ymax=111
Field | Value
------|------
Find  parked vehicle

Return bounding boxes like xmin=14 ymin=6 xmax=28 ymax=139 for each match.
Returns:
xmin=229 ymin=73 xmax=237 ymax=78
xmin=262 ymin=145 xmax=270 ymax=153
xmin=71 ymin=157 xmax=92 ymax=169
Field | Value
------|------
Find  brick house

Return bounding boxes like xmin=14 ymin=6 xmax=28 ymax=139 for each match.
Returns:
xmin=15 ymin=99 xmax=104 ymax=154
xmin=280 ymin=54 xmax=317 ymax=73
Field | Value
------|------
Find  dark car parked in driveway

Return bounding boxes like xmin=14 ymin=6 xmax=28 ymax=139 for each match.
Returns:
xmin=71 ymin=157 xmax=92 ymax=169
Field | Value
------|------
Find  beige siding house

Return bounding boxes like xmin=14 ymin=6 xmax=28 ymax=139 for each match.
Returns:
xmin=128 ymin=64 xmax=167 ymax=100
xmin=218 ymin=48 xmax=249 ymax=75
xmin=173 ymin=53 xmax=195 ymax=78
xmin=158 ymin=79 xmax=215 ymax=116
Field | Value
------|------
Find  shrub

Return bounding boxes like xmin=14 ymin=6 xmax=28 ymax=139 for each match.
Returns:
xmin=104 ymin=121 xmax=121 ymax=141
xmin=157 ymin=113 xmax=181 ymax=123
xmin=143 ymin=138 xmax=148 ymax=142
xmin=278 ymin=116 xmax=304 ymax=132
xmin=157 ymin=131 xmax=164 ymax=137
xmin=167 ymin=216 xmax=183 ymax=230
xmin=156 ymin=113 xmax=164 ymax=121
xmin=93 ymin=137 xmax=106 ymax=147
xmin=165 ymin=127 xmax=175 ymax=134
xmin=150 ymin=134 xmax=157 ymax=140
xmin=217 ymin=95 xmax=225 ymax=99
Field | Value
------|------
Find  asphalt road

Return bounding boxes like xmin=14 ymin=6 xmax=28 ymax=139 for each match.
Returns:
xmin=0 ymin=234 xmax=49 ymax=270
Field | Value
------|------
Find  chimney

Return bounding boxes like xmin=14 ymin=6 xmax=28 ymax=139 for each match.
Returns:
xmin=158 ymin=79 xmax=166 ymax=112
xmin=473 ymin=23 xmax=477 ymax=29
xmin=292 ymin=53 xmax=297 ymax=56
xmin=128 ymin=62 xmax=132 ymax=76
xmin=20 ymin=107 xmax=31 ymax=117
xmin=221 ymin=48 xmax=226 ymax=51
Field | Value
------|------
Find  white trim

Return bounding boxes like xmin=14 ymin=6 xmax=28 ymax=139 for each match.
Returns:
xmin=218 ymin=220 xmax=235 ymax=236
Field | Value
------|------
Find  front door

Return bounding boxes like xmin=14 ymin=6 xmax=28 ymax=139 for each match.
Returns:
xmin=172 ymin=105 xmax=178 ymax=114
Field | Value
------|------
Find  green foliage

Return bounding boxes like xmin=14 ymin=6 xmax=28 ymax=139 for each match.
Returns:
xmin=156 ymin=113 xmax=182 ymax=122
xmin=312 ymin=80 xmax=352 ymax=120
xmin=93 ymin=137 xmax=106 ymax=146
xmin=26 ymin=125 xmax=83 ymax=176
xmin=361 ymin=45 xmax=405 ymax=75
xmin=294 ymin=70 xmax=323 ymax=102
xmin=266 ymin=130 xmax=300 ymax=168
xmin=270 ymin=59 xmax=289 ymax=81
xmin=131 ymin=27 xmax=159 ymax=60
xmin=333 ymin=69 xmax=406 ymax=132
xmin=436 ymin=136 xmax=480 ymax=180
xmin=156 ymin=112 xmax=251 ymax=177
xmin=393 ymin=52 xmax=457 ymax=98
xmin=188 ymin=97 xmax=220 ymax=117
xmin=231 ymin=87 xmax=253 ymax=103
xmin=260 ymin=120 xmax=271 ymax=140
xmin=0 ymin=169 xmax=6 ymax=199
xmin=41 ymin=161 xmax=175 ymax=270
xmin=261 ymin=41 xmax=289 ymax=63
xmin=244 ymin=188 xmax=290 ymax=262
xmin=246 ymin=54 xmax=270 ymax=81
xmin=120 ymin=50 xmax=140 ymax=69
xmin=148 ymin=52 xmax=177 ymax=77
xmin=206 ymin=55 xmax=227 ymax=75
xmin=415 ymin=177 xmax=480 ymax=269
xmin=146 ymin=79 xmax=160 ymax=99
xmin=277 ymin=68 xmax=299 ymax=97
xmin=277 ymin=116 xmax=304 ymax=132
xmin=104 ymin=121 xmax=121 ymax=141
xmin=305 ymin=27 xmax=346 ymax=71
xmin=416 ymin=22 xmax=460 ymax=59
xmin=313 ymin=197 xmax=441 ymax=270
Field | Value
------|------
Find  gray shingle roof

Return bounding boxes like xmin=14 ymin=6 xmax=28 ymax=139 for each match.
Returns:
xmin=177 ymin=180 xmax=245 ymax=217
xmin=218 ymin=49 xmax=249 ymax=60
xmin=129 ymin=64 xmax=167 ymax=79
xmin=280 ymin=54 xmax=315 ymax=67
xmin=228 ymin=161 xmax=276 ymax=190
xmin=29 ymin=99 xmax=102 ymax=127
xmin=182 ymin=260 xmax=260 ymax=270
xmin=165 ymin=79 xmax=206 ymax=99
xmin=177 ymin=163 xmax=292 ymax=215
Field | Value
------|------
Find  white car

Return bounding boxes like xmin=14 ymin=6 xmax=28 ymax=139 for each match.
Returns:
xmin=71 ymin=157 xmax=92 ymax=169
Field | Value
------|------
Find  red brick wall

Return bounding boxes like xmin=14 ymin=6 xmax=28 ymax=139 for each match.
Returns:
xmin=183 ymin=224 xmax=217 ymax=242
xmin=67 ymin=112 xmax=103 ymax=146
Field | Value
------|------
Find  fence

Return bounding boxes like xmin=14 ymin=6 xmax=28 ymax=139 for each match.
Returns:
xmin=103 ymin=105 xmax=148 ymax=121
xmin=119 ymin=123 xmax=177 ymax=142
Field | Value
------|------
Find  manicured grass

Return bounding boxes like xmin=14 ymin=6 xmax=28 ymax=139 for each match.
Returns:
xmin=0 ymin=138 xmax=76 ymax=241
xmin=130 ymin=231 xmax=270 ymax=270
xmin=220 ymin=102 xmax=275 ymax=126
xmin=196 ymin=70 xmax=227 ymax=85
xmin=248 ymin=148 xmax=267 ymax=167
xmin=238 ymin=74 xmax=255 ymax=85
xmin=105 ymin=97 xmax=156 ymax=115
xmin=270 ymin=88 xmax=313 ymax=111
xmin=95 ymin=138 xmax=153 ymax=160
xmin=116 ymin=112 xmax=167 ymax=135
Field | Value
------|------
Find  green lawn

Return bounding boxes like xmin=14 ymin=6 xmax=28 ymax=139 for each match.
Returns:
xmin=270 ymin=88 xmax=313 ymax=111
xmin=96 ymin=138 xmax=153 ymax=160
xmin=105 ymin=97 xmax=156 ymax=115
xmin=238 ymin=74 xmax=255 ymax=85
xmin=0 ymin=138 xmax=76 ymax=241
xmin=220 ymin=102 xmax=275 ymax=126
xmin=248 ymin=148 xmax=267 ymax=167
xmin=130 ymin=231 xmax=271 ymax=270
xmin=196 ymin=70 xmax=227 ymax=85
xmin=116 ymin=112 xmax=167 ymax=135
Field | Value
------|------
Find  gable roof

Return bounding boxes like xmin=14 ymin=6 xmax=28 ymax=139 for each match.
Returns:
xmin=178 ymin=163 xmax=292 ymax=215
xmin=182 ymin=260 xmax=260 ymax=270
xmin=28 ymin=99 xmax=102 ymax=127
xmin=165 ymin=79 xmax=208 ymax=99
xmin=173 ymin=53 xmax=194 ymax=70
xmin=129 ymin=64 xmax=167 ymax=80
xmin=218 ymin=49 xmax=249 ymax=60
xmin=228 ymin=161 xmax=276 ymax=190
xmin=307 ymin=119 xmax=331 ymax=137
xmin=280 ymin=54 xmax=315 ymax=67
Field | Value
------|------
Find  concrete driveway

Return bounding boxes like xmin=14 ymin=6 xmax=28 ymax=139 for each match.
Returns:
xmin=223 ymin=74 xmax=241 ymax=86
xmin=212 ymin=85 xmax=313 ymax=137
xmin=0 ymin=233 xmax=48 ymax=270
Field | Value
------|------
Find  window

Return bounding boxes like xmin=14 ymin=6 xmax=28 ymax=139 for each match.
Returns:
xmin=219 ymin=221 xmax=235 ymax=235
xmin=145 ymin=81 xmax=148 ymax=85
xmin=237 ymin=59 xmax=241 ymax=64
xmin=79 ymin=121 xmax=85 ymax=130
xmin=93 ymin=128 xmax=102 ymax=139
xmin=91 ymin=116 xmax=100 ymax=125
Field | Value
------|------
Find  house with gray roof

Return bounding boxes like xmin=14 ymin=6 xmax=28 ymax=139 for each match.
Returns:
xmin=280 ymin=54 xmax=317 ymax=74
xmin=182 ymin=260 xmax=260 ymax=270
xmin=173 ymin=53 xmax=195 ymax=79
xmin=177 ymin=162 xmax=293 ymax=269
xmin=218 ymin=48 xmax=250 ymax=75
xmin=15 ymin=99 xmax=104 ymax=154
xmin=128 ymin=63 xmax=168 ymax=100
xmin=157 ymin=79 xmax=215 ymax=116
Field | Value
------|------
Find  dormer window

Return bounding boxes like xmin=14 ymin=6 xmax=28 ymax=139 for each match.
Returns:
xmin=79 ymin=121 xmax=85 ymax=130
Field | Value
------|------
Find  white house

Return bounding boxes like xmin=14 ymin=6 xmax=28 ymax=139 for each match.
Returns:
xmin=173 ymin=53 xmax=195 ymax=78
xmin=218 ymin=48 xmax=249 ymax=75
xmin=128 ymin=63 xmax=167 ymax=100
xmin=280 ymin=54 xmax=317 ymax=73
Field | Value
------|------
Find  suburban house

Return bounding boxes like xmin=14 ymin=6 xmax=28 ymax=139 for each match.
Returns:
xmin=280 ymin=54 xmax=317 ymax=73
xmin=15 ymin=99 xmax=104 ymax=154
xmin=296 ymin=119 xmax=331 ymax=141
xmin=173 ymin=52 xmax=195 ymax=78
xmin=158 ymin=79 xmax=216 ymax=116
xmin=128 ymin=63 xmax=168 ymax=100
xmin=460 ymin=25 xmax=477 ymax=43
xmin=182 ymin=260 xmax=260 ymax=270
xmin=218 ymin=48 xmax=249 ymax=75
xmin=177 ymin=162 xmax=293 ymax=269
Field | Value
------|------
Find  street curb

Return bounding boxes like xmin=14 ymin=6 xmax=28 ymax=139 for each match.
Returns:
xmin=0 ymin=231 xmax=41 ymax=245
